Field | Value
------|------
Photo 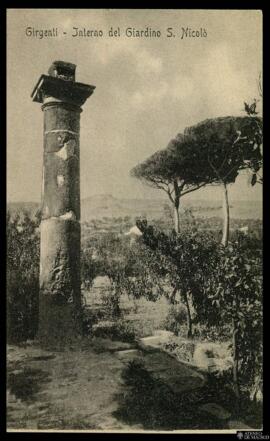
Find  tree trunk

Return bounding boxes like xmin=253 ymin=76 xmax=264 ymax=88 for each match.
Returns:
xmin=172 ymin=180 xmax=181 ymax=233
xmin=170 ymin=286 xmax=178 ymax=304
xmin=174 ymin=203 xmax=180 ymax=233
xmin=174 ymin=196 xmax=180 ymax=233
xmin=232 ymin=318 xmax=240 ymax=401
xmin=113 ymin=300 xmax=121 ymax=318
xmin=108 ymin=278 xmax=121 ymax=318
xmin=184 ymin=292 xmax=193 ymax=339
xmin=221 ymin=182 xmax=230 ymax=247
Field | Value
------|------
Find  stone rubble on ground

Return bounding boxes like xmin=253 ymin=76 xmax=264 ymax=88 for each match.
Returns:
xmin=115 ymin=349 xmax=142 ymax=362
xmin=193 ymin=342 xmax=233 ymax=373
xmin=138 ymin=332 xmax=233 ymax=375
xmin=92 ymin=321 xmax=117 ymax=331
xmin=138 ymin=330 xmax=174 ymax=351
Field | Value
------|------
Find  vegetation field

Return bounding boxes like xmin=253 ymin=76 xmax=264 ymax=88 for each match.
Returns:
xmin=7 ymin=207 xmax=263 ymax=431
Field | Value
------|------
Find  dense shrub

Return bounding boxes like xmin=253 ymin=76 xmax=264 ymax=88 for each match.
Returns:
xmin=210 ymin=235 xmax=262 ymax=398
xmin=137 ymin=220 xmax=219 ymax=338
xmin=92 ymin=319 xmax=135 ymax=343
xmin=81 ymin=247 xmax=100 ymax=291
xmin=81 ymin=232 xmax=166 ymax=317
xmin=7 ymin=211 xmax=40 ymax=342
xmin=137 ymin=221 xmax=262 ymax=399
xmin=163 ymin=304 xmax=188 ymax=336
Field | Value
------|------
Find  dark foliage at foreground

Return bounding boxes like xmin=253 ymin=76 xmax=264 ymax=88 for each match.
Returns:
xmin=113 ymin=360 xmax=262 ymax=430
xmin=7 ymin=212 xmax=40 ymax=342
xmin=136 ymin=221 xmax=262 ymax=399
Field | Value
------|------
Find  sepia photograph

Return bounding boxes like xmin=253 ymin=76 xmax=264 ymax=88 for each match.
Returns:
xmin=6 ymin=8 xmax=263 ymax=433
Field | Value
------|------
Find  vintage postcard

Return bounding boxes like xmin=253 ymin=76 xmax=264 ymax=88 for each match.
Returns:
xmin=7 ymin=8 xmax=263 ymax=434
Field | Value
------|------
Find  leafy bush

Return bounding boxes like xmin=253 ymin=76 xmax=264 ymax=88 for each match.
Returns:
xmin=7 ymin=211 xmax=40 ymax=342
xmin=163 ymin=339 xmax=195 ymax=363
xmin=100 ymin=288 xmax=121 ymax=317
xmin=137 ymin=221 xmax=262 ymax=399
xmin=163 ymin=304 xmax=188 ymax=336
xmin=192 ymin=324 xmax=231 ymax=342
xmin=195 ymin=233 xmax=262 ymax=398
xmin=92 ymin=319 xmax=135 ymax=343
xmin=81 ymin=232 xmax=167 ymax=318
xmin=137 ymin=220 xmax=219 ymax=338
xmin=80 ymin=247 xmax=100 ymax=290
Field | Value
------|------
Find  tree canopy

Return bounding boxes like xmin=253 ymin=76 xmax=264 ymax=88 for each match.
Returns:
xmin=131 ymin=115 xmax=262 ymax=235
xmin=130 ymin=133 xmax=216 ymax=232
xmin=184 ymin=116 xmax=262 ymax=245
xmin=131 ymin=133 xmax=215 ymax=194
xmin=184 ymin=116 xmax=263 ymax=185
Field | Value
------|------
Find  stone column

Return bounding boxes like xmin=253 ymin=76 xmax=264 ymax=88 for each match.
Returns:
xmin=31 ymin=61 xmax=95 ymax=344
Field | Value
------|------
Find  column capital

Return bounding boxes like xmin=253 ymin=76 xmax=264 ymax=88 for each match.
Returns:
xmin=31 ymin=60 xmax=95 ymax=107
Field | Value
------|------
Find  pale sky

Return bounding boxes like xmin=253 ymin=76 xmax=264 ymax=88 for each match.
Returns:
xmin=7 ymin=9 xmax=262 ymax=203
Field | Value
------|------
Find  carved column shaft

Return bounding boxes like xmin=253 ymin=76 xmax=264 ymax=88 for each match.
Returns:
xmin=31 ymin=61 xmax=95 ymax=343
xmin=40 ymin=102 xmax=81 ymax=301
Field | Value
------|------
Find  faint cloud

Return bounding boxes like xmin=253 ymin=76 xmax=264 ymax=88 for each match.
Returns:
xmin=170 ymin=75 xmax=194 ymax=100
xmin=198 ymin=43 xmax=251 ymax=114
xmin=93 ymin=38 xmax=133 ymax=64
xmin=131 ymin=91 xmax=144 ymax=108
xmin=130 ymin=80 xmax=168 ymax=110
xmin=135 ymin=49 xmax=163 ymax=76
xmin=93 ymin=38 xmax=163 ymax=78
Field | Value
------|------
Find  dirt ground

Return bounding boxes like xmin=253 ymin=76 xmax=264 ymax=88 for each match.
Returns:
xmin=7 ymin=338 xmax=261 ymax=432
xmin=7 ymin=281 xmax=262 ymax=432
xmin=7 ymin=342 xmax=141 ymax=431
xmin=6 ymin=338 xmax=217 ymax=431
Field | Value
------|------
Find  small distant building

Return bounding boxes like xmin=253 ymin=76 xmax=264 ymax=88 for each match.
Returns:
xmin=124 ymin=225 xmax=143 ymax=243
xmin=125 ymin=225 xmax=143 ymax=237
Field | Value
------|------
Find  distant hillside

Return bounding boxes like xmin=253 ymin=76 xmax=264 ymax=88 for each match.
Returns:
xmin=81 ymin=194 xmax=165 ymax=220
xmin=81 ymin=194 xmax=262 ymax=221
xmin=7 ymin=194 xmax=262 ymax=221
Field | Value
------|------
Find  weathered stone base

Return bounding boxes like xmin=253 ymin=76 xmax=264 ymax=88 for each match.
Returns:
xmin=37 ymin=296 xmax=82 ymax=348
xmin=40 ymin=218 xmax=80 ymax=300
xmin=39 ymin=217 xmax=82 ymax=347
